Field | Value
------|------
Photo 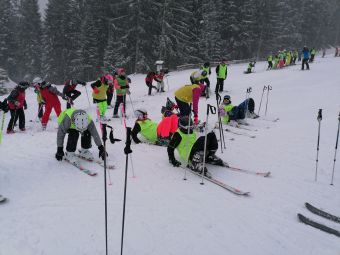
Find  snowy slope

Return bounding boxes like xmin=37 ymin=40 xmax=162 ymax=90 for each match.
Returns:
xmin=1 ymin=56 xmax=340 ymax=255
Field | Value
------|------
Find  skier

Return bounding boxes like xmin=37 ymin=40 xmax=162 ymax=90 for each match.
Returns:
xmin=167 ymin=115 xmax=226 ymax=177
xmin=113 ymin=68 xmax=129 ymax=118
xmin=219 ymin=95 xmax=259 ymax=127
xmin=335 ymin=47 xmax=339 ymax=57
xmin=6 ymin=81 xmax=30 ymax=133
xmin=55 ymin=108 xmax=107 ymax=166
xmin=174 ymin=83 xmax=205 ymax=124
xmin=267 ymin=54 xmax=273 ymax=70
xmin=245 ymin=61 xmax=256 ymax=74
xmin=322 ymin=49 xmax=326 ymax=58
xmin=309 ymin=48 xmax=316 ymax=62
xmin=201 ymin=62 xmax=211 ymax=96
xmin=63 ymin=79 xmax=86 ymax=109
xmin=145 ymin=71 xmax=158 ymax=96
xmin=190 ymin=69 xmax=208 ymax=97
xmin=106 ymin=74 xmax=115 ymax=109
xmin=91 ymin=76 xmax=109 ymax=122
xmin=301 ymin=46 xmax=310 ymax=70
xmin=215 ymin=60 xmax=228 ymax=93
xmin=154 ymin=70 xmax=165 ymax=92
xmin=32 ymin=77 xmax=44 ymax=121
xmin=40 ymin=81 xmax=69 ymax=129
xmin=273 ymin=55 xmax=279 ymax=69
xmin=131 ymin=109 xmax=178 ymax=146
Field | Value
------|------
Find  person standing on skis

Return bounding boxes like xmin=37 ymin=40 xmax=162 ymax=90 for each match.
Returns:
xmin=113 ymin=68 xmax=129 ymax=118
xmin=215 ymin=59 xmax=228 ymax=93
xmin=55 ymin=108 xmax=107 ymax=166
xmin=167 ymin=116 xmax=227 ymax=177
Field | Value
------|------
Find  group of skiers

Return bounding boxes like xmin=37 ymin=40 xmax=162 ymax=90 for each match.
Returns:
xmin=266 ymin=46 xmax=316 ymax=71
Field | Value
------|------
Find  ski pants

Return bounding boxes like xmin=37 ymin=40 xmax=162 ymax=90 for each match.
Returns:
xmin=7 ymin=108 xmax=25 ymax=131
xmin=146 ymin=81 xmax=157 ymax=95
xmin=38 ymin=103 xmax=44 ymax=119
xmin=267 ymin=61 xmax=273 ymax=69
xmin=113 ymin=95 xmax=126 ymax=115
xmin=215 ymin=78 xmax=225 ymax=93
xmin=175 ymin=97 xmax=191 ymax=117
xmin=229 ymin=98 xmax=255 ymax=121
xmin=65 ymin=90 xmax=81 ymax=109
xmin=189 ymin=131 xmax=218 ymax=161
xmin=302 ymin=59 xmax=310 ymax=70
xmin=107 ymin=91 xmax=113 ymax=106
xmin=66 ymin=129 xmax=92 ymax=152
xmin=41 ymin=102 xmax=61 ymax=127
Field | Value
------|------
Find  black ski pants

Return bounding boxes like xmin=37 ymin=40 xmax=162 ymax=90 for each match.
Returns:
xmin=65 ymin=90 xmax=81 ymax=109
xmin=113 ymin=95 xmax=126 ymax=115
xmin=189 ymin=131 xmax=218 ymax=160
xmin=66 ymin=129 xmax=92 ymax=152
xmin=38 ymin=103 xmax=44 ymax=118
xmin=215 ymin=78 xmax=225 ymax=93
xmin=302 ymin=59 xmax=310 ymax=70
xmin=107 ymin=91 xmax=113 ymax=106
xmin=267 ymin=61 xmax=273 ymax=69
xmin=175 ymin=97 xmax=191 ymax=117
xmin=7 ymin=108 xmax=25 ymax=131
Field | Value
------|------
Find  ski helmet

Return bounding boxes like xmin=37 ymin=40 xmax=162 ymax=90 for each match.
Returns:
xmin=40 ymin=81 xmax=50 ymax=88
xmin=134 ymin=109 xmax=148 ymax=120
xmin=178 ymin=115 xmax=194 ymax=132
xmin=223 ymin=95 xmax=231 ymax=101
xmin=117 ymin=68 xmax=126 ymax=75
xmin=203 ymin=62 xmax=210 ymax=68
xmin=73 ymin=111 xmax=89 ymax=132
xmin=33 ymin=77 xmax=42 ymax=84
xmin=18 ymin=81 xmax=30 ymax=89
xmin=201 ymin=70 xmax=207 ymax=76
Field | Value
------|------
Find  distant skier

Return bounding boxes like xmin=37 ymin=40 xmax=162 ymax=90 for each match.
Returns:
xmin=309 ymin=48 xmax=316 ymax=62
xmin=201 ymin=62 xmax=211 ymax=96
xmin=6 ymin=81 xmax=30 ymax=133
xmin=267 ymin=54 xmax=273 ymax=70
xmin=215 ymin=60 xmax=228 ymax=93
xmin=301 ymin=46 xmax=310 ymax=70
xmin=245 ymin=61 xmax=256 ymax=74
xmin=167 ymin=115 xmax=226 ymax=177
xmin=154 ymin=70 xmax=165 ymax=92
xmin=55 ymin=108 xmax=107 ymax=166
xmin=145 ymin=71 xmax=158 ymax=96
xmin=40 ymin=81 xmax=69 ymax=129
xmin=113 ymin=68 xmax=129 ymax=118
xmin=174 ymin=83 xmax=205 ymax=124
xmin=32 ymin=77 xmax=44 ymax=120
xmin=219 ymin=95 xmax=259 ymax=127
xmin=91 ymin=76 xmax=109 ymax=122
xmin=63 ymin=79 xmax=86 ymax=109
xmin=335 ymin=47 xmax=339 ymax=57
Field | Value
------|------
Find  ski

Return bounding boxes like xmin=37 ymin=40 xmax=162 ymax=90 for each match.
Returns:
xmin=258 ymin=117 xmax=279 ymax=122
xmin=221 ymin=163 xmax=271 ymax=177
xmin=64 ymin=159 xmax=97 ymax=176
xmin=181 ymin=166 xmax=250 ymax=196
xmin=76 ymin=154 xmax=115 ymax=169
xmin=305 ymin=203 xmax=340 ymax=223
xmin=235 ymin=125 xmax=258 ymax=132
xmin=225 ymin=128 xmax=256 ymax=138
xmin=297 ymin=213 xmax=340 ymax=237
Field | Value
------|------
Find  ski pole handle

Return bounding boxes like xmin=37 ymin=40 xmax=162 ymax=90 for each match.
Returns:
xmin=268 ymin=85 xmax=272 ymax=90
xmin=206 ymin=104 xmax=216 ymax=115
xmin=263 ymin=85 xmax=267 ymax=91
xmin=317 ymin=109 xmax=322 ymax=122
xmin=246 ymin=87 xmax=252 ymax=93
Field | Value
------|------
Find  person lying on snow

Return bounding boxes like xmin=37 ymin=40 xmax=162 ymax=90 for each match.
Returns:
xmin=55 ymin=108 xmax=107 ymax=167
xmin=219 ymin=95 xmax=259 ymax=127
xmin=131 ymin=108 xmax=178 ymax=146
xmin=167 ymin=115 xmax=228 ymax=178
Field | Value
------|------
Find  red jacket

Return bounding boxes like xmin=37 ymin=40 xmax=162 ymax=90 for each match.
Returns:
xmin=41 ymin=86 xmax=62 ymax=106
xmin=145 ymin=72 xmax=156 ymax=84
xmin=63 ymin=80 xmax=77 ymax=94
xmin=8 ymin=87 xmax=26 ymax=109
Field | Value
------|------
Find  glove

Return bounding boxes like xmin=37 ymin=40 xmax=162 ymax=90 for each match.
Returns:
xmin=55 ymin=147 xmax=64 ymax=161
xmin=24 ymin=104 xmax=27 ymax=110
xmin=194 ymin=116 xmax=199 ymax=125
xmin=170 ymin=158 xmax=181 ymax=167
xmin=93 ymin=87 xmax=99 ymax=94
xmin=62 ymin=95 xmax=70 ymax=101
xmin=98 ymin=145 xmax=108 ymax=160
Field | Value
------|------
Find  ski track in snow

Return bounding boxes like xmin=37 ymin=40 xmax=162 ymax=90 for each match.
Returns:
xmin=1 ymin=56 xmax=340 ymax=255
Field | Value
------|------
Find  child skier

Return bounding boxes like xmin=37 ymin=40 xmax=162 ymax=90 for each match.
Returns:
xmin=167 ymin=115 xmax=227 ymax=177
xmin=215 ymin=60 xmax=228 ymax=92
xmin=91 ymin=76 xmax=109 ymax=122
xmin=245 ymin=61 xmax=256 ymax=74
xmin=6 ymin=81 xmax=30 ymax=133
xmin=145 ymin=71 xmax=158 ymax=96
xmin=113 ymin=68 xmax=129 ymax=118
xmin=154 ymin=70 xmax=165 ymax=92
xmin=55 ymin=108 xmax=107 ymax=166
xmin=63 ymin=79 xmax=86 ymax=109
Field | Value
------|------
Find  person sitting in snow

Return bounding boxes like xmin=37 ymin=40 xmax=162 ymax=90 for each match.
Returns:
xmin=131 ymin=108 xmax=178 ymax=146
xmin=55 ymin=108 xmax=107 ymax=166
xmin=6 ymin=81 xmax=30 ymax=133
xmin=245 ymin=61 xmax=256 ymax=74
xmin=145 ymin=71 xmax=158 ymax=96
xmin=219 ymin=95 xmax=259 ymax=127
xmin=167 ymin=115 xmax=227 ymax=178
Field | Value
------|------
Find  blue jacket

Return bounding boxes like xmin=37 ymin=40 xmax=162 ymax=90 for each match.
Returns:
xmin=303 ymin=48 xmax=310 ymax=59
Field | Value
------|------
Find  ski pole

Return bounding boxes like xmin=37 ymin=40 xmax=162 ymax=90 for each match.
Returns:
xmin=101 ymin=123 xmax=109 ymax=255
xmin=215 ymin=92 xmax=226 ymax=153
xmin=121 ymin=127 xmax=132 ymax=255
xmin=201 ymin=104 xmax=216 ymax=185
xmin=121 ymin=102 xmax=135 ymax=178
xmin=265 ymin=85 xmax=272 ymax=116
xmin=128 ymin=94 xmax=135 ymax=114
xmin=257 ymin=85 xmax=267 ymax=115
xmin=183 ymin=103 xmax=192 ymax=181
xmin=0 ymin=111 xmax=6 ymax=144
xmin=330 ymin=111 xmax=340 ymax=185
xmin=315 ymin=109 xmax=322 ymax=182
xmin=84 ymin=84 xmax=91 ymax=109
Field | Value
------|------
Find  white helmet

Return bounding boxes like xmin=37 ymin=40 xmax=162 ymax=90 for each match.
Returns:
xmin=73 ymin=111 xmax=89 ymax=132
xmin=33 ymin=77 xmax=42 ymax=84
xmin=134 ymin=109 xmax=148 ymax=120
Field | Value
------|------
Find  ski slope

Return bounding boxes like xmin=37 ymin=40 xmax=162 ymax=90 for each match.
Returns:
xmin=1 ymin=56 xmax=340 ymax=255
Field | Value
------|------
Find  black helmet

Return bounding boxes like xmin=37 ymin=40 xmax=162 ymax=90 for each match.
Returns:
xmin=201 ymin=70 xmax=207 ymax=76
xmin=203 ymin=62 xmax=210 ymax=67
xmin=18 ymin=81 xmax=30 ymax=89
xmin=223 ymin=95 xmax=231 ymax=100
xmin=179 ymin=115 xmax=194 ymax=133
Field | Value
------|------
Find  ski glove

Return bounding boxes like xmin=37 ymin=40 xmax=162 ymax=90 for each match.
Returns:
xmin=98 ymin=145 xmax=108 ymax=160
xmin=55 ymin=147 xmax=64 ymax=161
xmin=170 ymin=158 xmax=181 ymax=167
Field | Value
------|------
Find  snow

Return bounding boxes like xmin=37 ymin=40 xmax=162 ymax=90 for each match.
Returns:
xmin=1 ymin=56 xmax=340 ymax=254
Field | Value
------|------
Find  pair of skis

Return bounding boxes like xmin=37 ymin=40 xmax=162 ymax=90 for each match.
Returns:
xmin=298 ymin=202 xmax=340 ymax=237
xmin=180 ymin=162 xmax=270 ymax=196
xmin=64 ymin=154 xmax=115 ymax=177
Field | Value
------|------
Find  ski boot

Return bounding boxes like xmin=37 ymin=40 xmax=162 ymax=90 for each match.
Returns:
xmin=65 ymin=151 xmax=80 ymax=167
xmin=78 ymin=148 xmax=94 ymax=161
xmin=190 ymin=151 xmax=212 ymax=178
xmin=206 ymin=151 xmax=227 ymax=167
xmin=247 ymin=110 xmax=259 ymax=119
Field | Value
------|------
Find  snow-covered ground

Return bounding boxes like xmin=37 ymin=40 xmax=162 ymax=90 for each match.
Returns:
xmin=1 ymin=56 xmax=340 ymax=255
